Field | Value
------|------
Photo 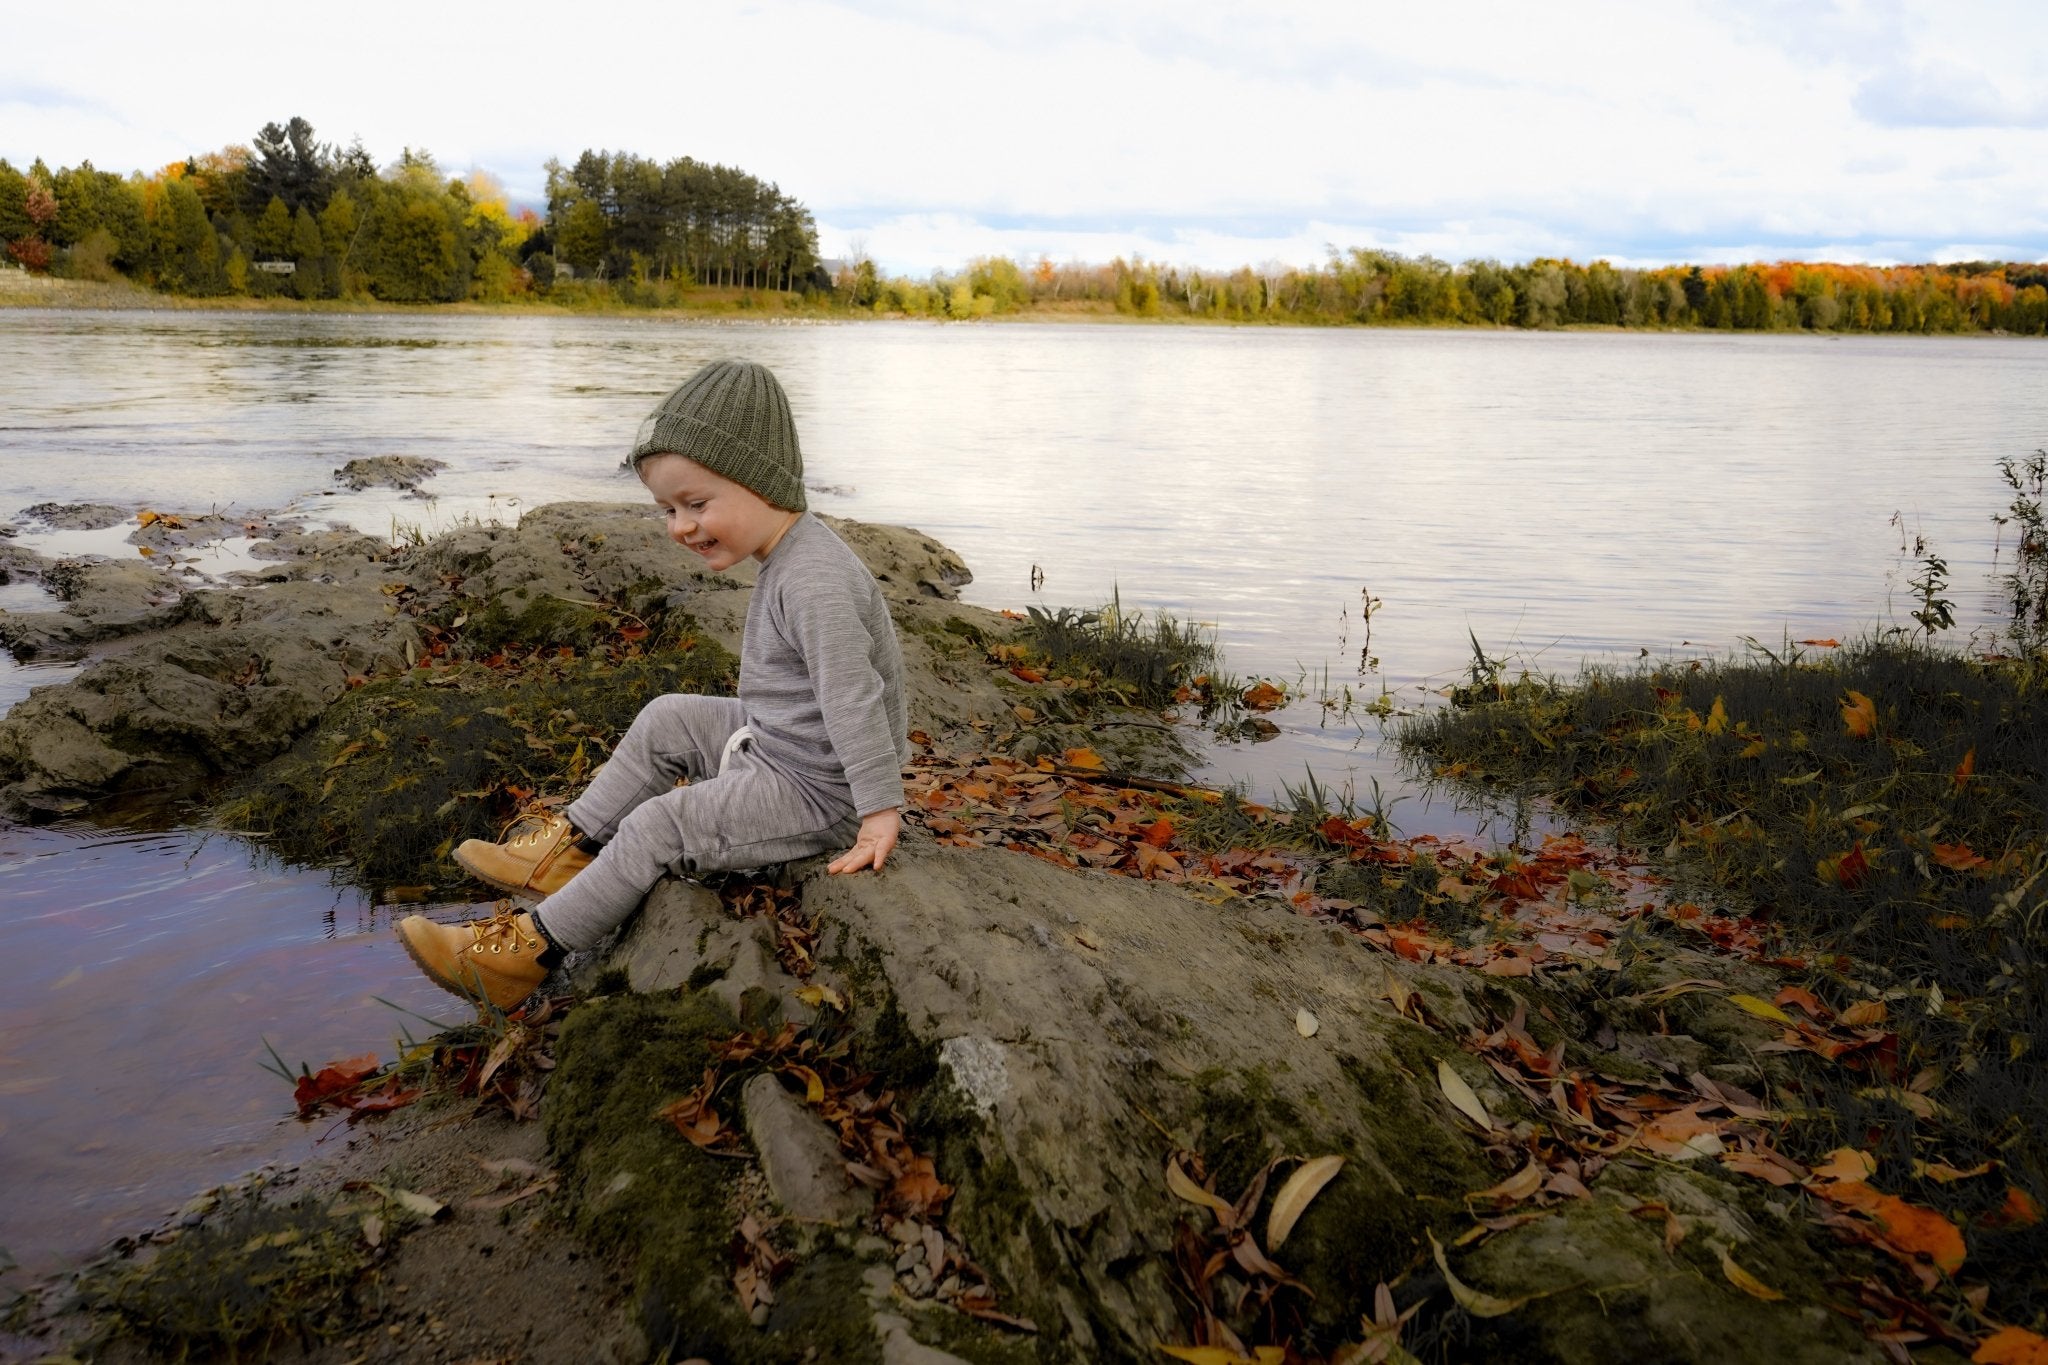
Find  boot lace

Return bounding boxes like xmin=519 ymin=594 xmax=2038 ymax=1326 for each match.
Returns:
xmin=500 ymin=808 xmax=570 ymax=853
xmin=468 ymin=901 xmax=540 ymax=956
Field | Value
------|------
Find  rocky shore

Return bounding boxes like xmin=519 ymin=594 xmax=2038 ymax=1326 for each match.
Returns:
xmin=0 ymin=490 xmax=1886 ymax=1364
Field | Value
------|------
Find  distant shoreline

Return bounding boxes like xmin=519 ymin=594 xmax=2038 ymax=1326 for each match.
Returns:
xmin=2 ymin=272 xmax=2040 ymax=340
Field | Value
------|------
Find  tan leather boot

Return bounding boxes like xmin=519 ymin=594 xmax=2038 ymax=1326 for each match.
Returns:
xmin=395 ymin=903 xmax=550 ymax=1010
xmin=453 ymin=811 xmax=593 ymax=899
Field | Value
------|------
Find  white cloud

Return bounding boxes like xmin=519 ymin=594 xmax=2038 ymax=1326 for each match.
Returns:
xmin=4 ymin=0 xmax=2046 ymax=271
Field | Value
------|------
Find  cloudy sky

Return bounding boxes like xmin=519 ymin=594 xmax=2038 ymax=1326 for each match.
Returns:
xmin=5 ymin=0 xmax=2045 ymax=274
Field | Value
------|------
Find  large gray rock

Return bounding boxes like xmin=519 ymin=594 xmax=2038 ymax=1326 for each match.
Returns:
xmin=603 ymin=840 xmax=1878 ymax=1363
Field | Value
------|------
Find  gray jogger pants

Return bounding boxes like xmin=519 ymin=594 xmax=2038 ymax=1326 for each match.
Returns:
xmin=534 ymin=693 xmax=859 ymax=949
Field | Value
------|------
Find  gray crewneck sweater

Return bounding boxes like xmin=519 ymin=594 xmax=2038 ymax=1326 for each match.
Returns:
xmin=740 ymin=514 xmax=910 ymax=817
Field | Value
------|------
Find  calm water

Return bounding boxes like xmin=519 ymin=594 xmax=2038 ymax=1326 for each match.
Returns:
xmin=3 ymin=309 xmax=2045 ymax=1270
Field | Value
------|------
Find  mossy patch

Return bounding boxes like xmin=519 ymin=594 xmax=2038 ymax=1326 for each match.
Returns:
xmin=1170 ymin=1060 xmax=1493 ymax=1353
xmin=548 ymin=989 xmax=955 ymax=1364
xmin=220 ymin=636 xmax=736 ymax=891
xmin=76 ymin=1188 xmax=377 ymax=1360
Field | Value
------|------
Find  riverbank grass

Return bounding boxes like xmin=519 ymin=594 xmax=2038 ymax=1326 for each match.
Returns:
xmin=1400 ymin=637 xmax=2048 ymax=1319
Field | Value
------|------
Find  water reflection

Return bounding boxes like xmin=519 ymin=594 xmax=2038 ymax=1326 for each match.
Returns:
xmin=0 ymin=820 xmax=456 ymax=1272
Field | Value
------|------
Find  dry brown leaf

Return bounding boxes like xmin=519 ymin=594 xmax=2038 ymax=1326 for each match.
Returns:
xmin=1165 ymin=1154 xmax=1237 ymax=1227
xmin=1428 ymin=1231 xmax=1529 ymax=1317
xmin=1267 ymin=1155 xmax=1345 ymax=1248
xmin=1467 ymin=1161 xmax=1544 ymax=1209
xmin=1437 ymin=1060 xmax=1494 ymax=1130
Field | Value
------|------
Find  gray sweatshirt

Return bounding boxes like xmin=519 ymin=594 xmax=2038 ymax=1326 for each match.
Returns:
xmin=740 ymin=514 xmax=910 ymax=817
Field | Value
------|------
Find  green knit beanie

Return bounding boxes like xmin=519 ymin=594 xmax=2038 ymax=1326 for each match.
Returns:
xmin=629 ymin=359 xmax=807 ymax=512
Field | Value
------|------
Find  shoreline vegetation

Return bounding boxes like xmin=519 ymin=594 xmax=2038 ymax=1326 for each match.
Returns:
xmin=5 ymin=116 xmax=2047 ymax=336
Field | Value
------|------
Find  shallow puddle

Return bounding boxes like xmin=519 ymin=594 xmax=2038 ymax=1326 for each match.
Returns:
xmin=0 ymin=820 xmax=460 ymax=1273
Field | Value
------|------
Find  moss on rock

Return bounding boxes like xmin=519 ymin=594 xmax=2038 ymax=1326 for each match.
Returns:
xmin=221 ymin=636 xmax=736 ymax=891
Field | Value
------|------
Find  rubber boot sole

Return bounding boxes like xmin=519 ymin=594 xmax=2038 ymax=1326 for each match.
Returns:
xmin=451 ymin=843 xmax=542 ymax=900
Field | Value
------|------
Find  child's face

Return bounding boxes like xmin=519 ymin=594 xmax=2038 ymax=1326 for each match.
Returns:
xmin=638 ymin=453 xmax=797 ymax=572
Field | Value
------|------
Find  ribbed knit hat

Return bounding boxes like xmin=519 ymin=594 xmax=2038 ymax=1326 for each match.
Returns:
xmin=629 ymin=359 xmax=807 ymax=512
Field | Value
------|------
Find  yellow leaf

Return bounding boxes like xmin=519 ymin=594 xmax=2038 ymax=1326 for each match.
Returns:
xmin=1155 ymin=1348 xmax=1283 ymax=1365
xmin=1841 ymin=690 xmax=1877 ymax=739
xmin=1703 ymin=696 xmax=1729 ymax=736
xmin=1428 ymin=1231 xmax=1529 ymax=1317
xmin=1267 ymin=1155 xmax=1345 ymax=1249
xmin=795 ymin=983 xmax=846 ymax=1012
xmin=1727 ymin=993 xmax=1795 ymax=1025
xmin=1719 ymin=1247 xmax=1783 ymax=1301
xmin=1812 ymin=1147 xmax=1879 ymax=1183
xmin=1437 ymin=1059 xmax=1494 ymax=1130
xmin=782 ymin=1064 xmax=826 ymax=1104
xmin=1165 ymin=1154 xmax=1236 ymax=1224
xmin=1062 ymin=746 xmax=1105 ymax=770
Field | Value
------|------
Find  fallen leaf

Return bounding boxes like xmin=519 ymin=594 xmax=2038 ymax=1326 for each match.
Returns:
xmin=1166 ymin=1154 xmax=1237 ymax=1226
xmin=1061 ymin=746 xmax=1104 ymax=770
xmin=1467 ymin=1161 xmax=1545 ymax=1209
xmin=795 ymin=983 xmax=847 ymax=1012
xmin=1437 ymin=1060 xmax=1494 ymax=1130
xmin=1719 ymin=1247 xmax=1783 ymax=1301
xmin=1156 ymin=1346 xmax=1284 ymax=1365
xmin=1240 ymin=681 xmax=1286 ymax=712
xmin=1074 ymin=928 xmax=1101 ymax=951
xmin=1932 ymin=842 xmax=1989 ymax=872
xmin=1428 ymin=1231 xmax=1529 ymax=1317
xmin=1296 ymin=1008 xmax=1319 ymax=1038
xmin=369 ymin=1184 xmax=447 ymax=1221
xmin=1812 ymin=1148 xmax=1880 ymax=1183
xmin=1975 ymin=1326 xmax=2048 ymax=1364
xmin=1841 ymin=690 xmax=1878 ymax=739
xmin=1820 ymin=1181 xmax=1968 ymax=1273
xmin=1839 ymin=1000 xmax=1888 ymax=1027
xmin=1267 ymin=1155 xmax=1345 ymax=1248
xmin=1773 ymin=986 xmax=1829 ymax=1019
xmin=1953 ymin=747 xmax=1977 ymax=793
xmin=1984 ymin=1186 xmax=2044 ymax=1230
xmin=1727 ymin=993 xmax=1795 ymax=1025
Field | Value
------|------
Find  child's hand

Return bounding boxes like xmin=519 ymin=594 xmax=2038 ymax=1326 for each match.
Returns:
xmin=828 ymin=807 xmax=901 ymax=874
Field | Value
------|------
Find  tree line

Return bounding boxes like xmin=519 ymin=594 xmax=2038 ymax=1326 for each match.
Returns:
xmin=844 ymin=252 xmax=2048 ymax=335
xmin=0 ymin=117 xmax=822 ymax=305
xmin=3 ymin=122 xmax=2043 ymax=335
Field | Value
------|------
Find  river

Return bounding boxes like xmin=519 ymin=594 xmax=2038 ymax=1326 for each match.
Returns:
xmin=2 ymin=308 xmax=2045 ymax=1272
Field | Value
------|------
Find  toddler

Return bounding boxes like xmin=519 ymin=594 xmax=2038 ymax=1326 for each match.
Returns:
xmin=396 ymin=359 xmax=908 ymax=1008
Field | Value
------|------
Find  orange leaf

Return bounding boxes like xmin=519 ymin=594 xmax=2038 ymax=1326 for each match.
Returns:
xmin=1774 ymin=986 xmax=1830 ymax=1020
xmin=1984 ymin=1186 xmax=2045 ymax=1230
xmin=1953 ymin=747 xmax=1977 ymax=792
xmin=1933 ymin=842 xmax=1989 ymax=872
xmin=1976 ymin=1326 xmax=2048 ymax=1364
xmin=1798 ymin=638 xmax=1841 ymax=648
xmin=1839 ymin=1000 xmax=1888 ymax=1027
xmin=1009 ymin=665 xmax=1046 ymax=683
xmin=1841 ymin=690 xmax=1878 ymax=739
xmin=1823 ymin=1181 xmax=1967 ymax=1273
xmin=292 ymin=1053 xmax=382 ymax=1116
xmin=1136 ymin=818 xmax=1176 ymax=847
xmin=1240 ymin=681 xmax=1286 ymax=712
